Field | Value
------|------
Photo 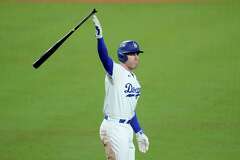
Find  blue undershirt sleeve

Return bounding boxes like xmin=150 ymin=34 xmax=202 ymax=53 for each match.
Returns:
xmin=130 ymin=112 xmax=142 ymax=133
xmin=97 ymin=38 xmax=113 ymax=76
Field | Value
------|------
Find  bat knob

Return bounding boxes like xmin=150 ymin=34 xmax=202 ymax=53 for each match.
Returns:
xmin=92 ymin=8 xmax=97 ymax=14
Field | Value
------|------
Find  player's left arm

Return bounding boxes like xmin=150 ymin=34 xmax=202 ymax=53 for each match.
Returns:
xmin=130 ymin=112 xmax=142 ymax=133
xmin=130 ymin=112 xmax=150 ymax=153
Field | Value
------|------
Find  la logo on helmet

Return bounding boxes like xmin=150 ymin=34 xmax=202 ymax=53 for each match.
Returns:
xmin=133 ymin=43 xmax=137 ymax=48
xmin=120 ymin=43 xmax=126 ymax=47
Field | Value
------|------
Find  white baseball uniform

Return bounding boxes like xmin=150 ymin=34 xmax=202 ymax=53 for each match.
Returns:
xmin=92 ymin=14 xmax=149 ymax=160
xmin=100 ymin=62 xmax=141 ymax=160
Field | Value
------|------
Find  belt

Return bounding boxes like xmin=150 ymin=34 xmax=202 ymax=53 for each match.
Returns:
xmin=104 ymin=115 xmax=131 ymax=124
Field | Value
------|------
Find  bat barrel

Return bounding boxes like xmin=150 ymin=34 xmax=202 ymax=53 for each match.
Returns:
xmin=33 ymin=8 xmax=97 ymax=69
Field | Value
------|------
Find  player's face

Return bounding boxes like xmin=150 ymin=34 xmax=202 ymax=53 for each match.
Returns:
xmin=125 ymin=53 xmax=139 ymax=70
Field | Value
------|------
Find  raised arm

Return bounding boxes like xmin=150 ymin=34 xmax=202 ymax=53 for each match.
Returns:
xmin=92 ymin=15 xmax=113 ymax=76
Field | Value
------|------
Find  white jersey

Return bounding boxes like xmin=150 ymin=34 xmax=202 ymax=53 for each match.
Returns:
xmin=103 ymin=62 xmax=141 ymax=119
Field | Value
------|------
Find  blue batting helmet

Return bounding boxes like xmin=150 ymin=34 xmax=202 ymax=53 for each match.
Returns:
xmin=117 ymin=40 xmax=143 ymax=63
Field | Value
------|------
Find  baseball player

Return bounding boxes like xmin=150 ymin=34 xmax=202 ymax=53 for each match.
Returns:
xmin=92 ymin=15 xmax=149 ymax=160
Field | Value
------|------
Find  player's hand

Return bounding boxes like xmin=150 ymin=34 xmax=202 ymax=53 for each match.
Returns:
xmin=136 ymin=131 xmax=149 ymax=153
xmin=92 ymin=15 xmax=103 ymax=39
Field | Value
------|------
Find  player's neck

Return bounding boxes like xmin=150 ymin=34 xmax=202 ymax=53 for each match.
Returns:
xmin=120 ymin=63 xmax=133 ymax=72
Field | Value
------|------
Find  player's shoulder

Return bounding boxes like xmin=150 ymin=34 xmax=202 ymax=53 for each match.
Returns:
xmin=113 ymin=61 xmax=119 ymax=66
xmin=113 ymin=61 xmax=127 ymax=72
xmin=110 ymin=61 xmax=127 ymax=79
xmin=113 ymin=61 xmax=121 ymax=70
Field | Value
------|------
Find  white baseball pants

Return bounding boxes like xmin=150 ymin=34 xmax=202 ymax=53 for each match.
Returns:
xmin=99 ymin=119 xmax=135 ymax=160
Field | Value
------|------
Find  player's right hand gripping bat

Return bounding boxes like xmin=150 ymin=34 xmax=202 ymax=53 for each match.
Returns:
xmin=32 ymin=8 xmax=97 ymax=69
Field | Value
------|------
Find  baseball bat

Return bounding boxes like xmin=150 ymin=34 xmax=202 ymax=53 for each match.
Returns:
xmin=33 ymin=8 xmax=97 ymax=69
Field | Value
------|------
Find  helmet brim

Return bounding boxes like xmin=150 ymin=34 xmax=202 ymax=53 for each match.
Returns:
xmin=125 ymin=50 xmax=144 ymax=55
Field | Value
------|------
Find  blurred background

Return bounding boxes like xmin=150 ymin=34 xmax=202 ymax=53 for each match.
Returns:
xmin=0 ymin=0 xmax=239 ymax=159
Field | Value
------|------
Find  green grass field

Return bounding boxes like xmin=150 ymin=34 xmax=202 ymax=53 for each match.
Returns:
xmin=0 ymin=1 xmax=240 ymax=160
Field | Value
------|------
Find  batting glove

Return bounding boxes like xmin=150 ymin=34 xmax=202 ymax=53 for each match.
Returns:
xmin=136 ymin=131 xmax=149 ymax=153
xmin=92 ymin=15 xmax=103 ymax=39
